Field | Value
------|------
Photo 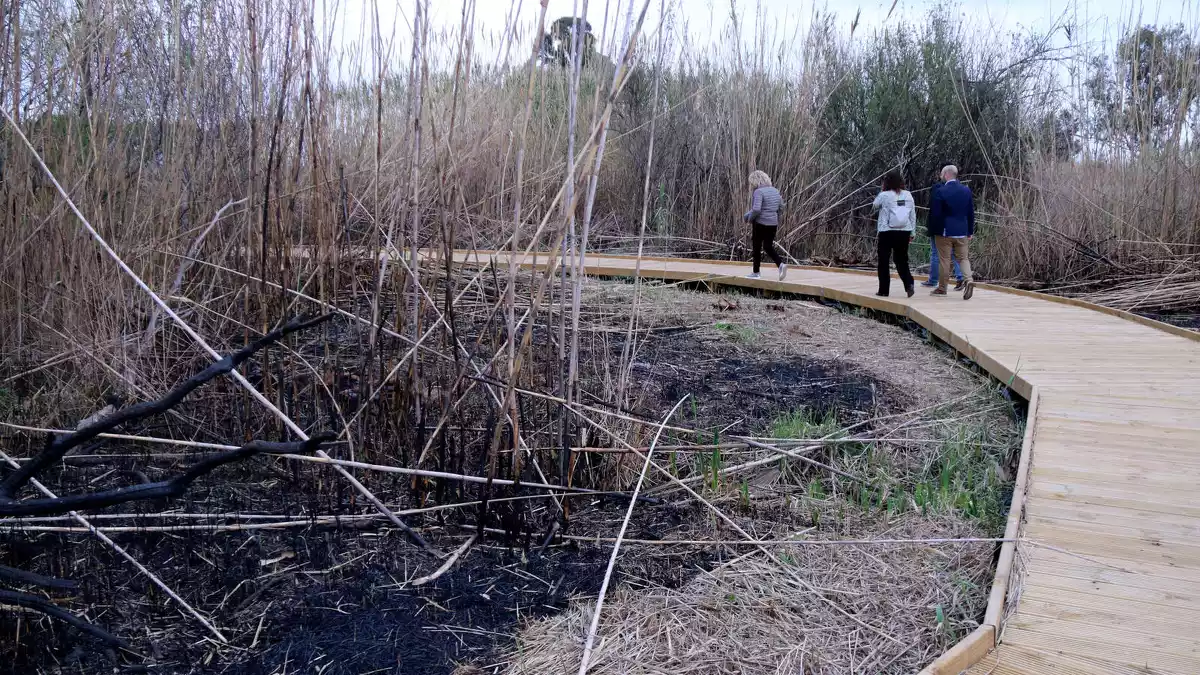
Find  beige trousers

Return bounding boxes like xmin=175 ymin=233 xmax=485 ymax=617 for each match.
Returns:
xmin=935 ymin=236 xmax=972 ymax=291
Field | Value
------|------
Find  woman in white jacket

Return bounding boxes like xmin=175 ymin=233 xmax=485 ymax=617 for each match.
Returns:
xmin=871 ymin=170 xmax=916 ymax=297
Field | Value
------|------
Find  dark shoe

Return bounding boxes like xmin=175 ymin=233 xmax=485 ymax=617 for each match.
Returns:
xmin=930 ymin=288 xmax=948 ymax=296
xmin=962 ymin=282 xmax=975 ymax=300
xmin=905 ymin=283 xmax=915 ymax=298
xmin=920 ymin=280 xmax=937 ymax=287
xmin=954 ymin=279 xmax=966 ymax=291
xmin=876 ymin=291 xmax=889 ymax=297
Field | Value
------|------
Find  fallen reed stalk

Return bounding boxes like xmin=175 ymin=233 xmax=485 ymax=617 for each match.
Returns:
xmin=579 ymin=394 xmax=687 ymax=674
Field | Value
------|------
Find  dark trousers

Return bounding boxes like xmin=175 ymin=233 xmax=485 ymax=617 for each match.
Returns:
xmin=752 ymin=223 xmax=782 ymax=273
xmin=877 ymin=230 xmax=914 ymax=295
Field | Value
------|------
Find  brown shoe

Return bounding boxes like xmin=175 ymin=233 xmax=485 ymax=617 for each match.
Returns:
xmin=962 ymin=282 xmax=975 ymax=300
xmin=930 ymin=288 xmax=948 ymax=296
xmin=954 ymin=280 xmax=966 ymax=291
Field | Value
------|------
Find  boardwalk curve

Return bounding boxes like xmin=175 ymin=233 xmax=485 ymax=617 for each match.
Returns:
xmin=458 ymin=250 xmax=1200 ymax=675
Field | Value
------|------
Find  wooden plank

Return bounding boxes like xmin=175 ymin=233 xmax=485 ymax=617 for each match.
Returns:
xmin=1001 ymin=632 xmax=1200 ymax=673
xmin=1023 ymin=520 xmax=1200 ymax=568
xmin=1030 ymin=441 xmax=1200 ymax=469
xmin=1005 ymin=619 xmax=1200 ymax=663
xmin=1034 ymin=426 xmax=1200 ymax=452
xmin=1039 ymin=409 xmax=1200 ymax=430
xmin=1024 ymin=512 xmax=1200 ymax=556
xmin=1016 ymin=587 xmax=1200 ymax=631
xmin=1022 ymin=573 xmax=1200 ymax=612
xmin=966 ymin=644 xmax=1167 ymax=675
xmin=1029 ymin=480 xmax=1200 ymax=517
xmin=1022 ymin=542 xmax=1200 ymax=584
xmin=1031 ymin=465 xmax=1200 ymax=494
xmin=1024 ymin=498 xmax=1200 ymax=539
xmin=917 ymin=625 xmax=995 ymax=675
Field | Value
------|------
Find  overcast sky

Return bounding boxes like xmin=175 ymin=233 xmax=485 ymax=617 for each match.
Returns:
xmin=323 ymin=0 xmax=1199 ymax=74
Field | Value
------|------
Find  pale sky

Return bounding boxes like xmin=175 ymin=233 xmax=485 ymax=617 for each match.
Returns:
xmin=322 ymin=0 xmax=1199 ymax=75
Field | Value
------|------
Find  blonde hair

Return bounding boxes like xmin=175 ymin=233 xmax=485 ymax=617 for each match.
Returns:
xmin=748 ymin=170 xmax=772 ymax=189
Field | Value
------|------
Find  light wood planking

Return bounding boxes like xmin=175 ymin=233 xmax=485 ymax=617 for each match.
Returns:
xmin=455 ymin=251 xmax=1200 ymax=674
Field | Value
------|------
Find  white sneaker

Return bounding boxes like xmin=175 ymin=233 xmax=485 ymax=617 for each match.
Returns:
xmin=745 ymin=272 xmax=761 ymax=279
xmin=778 ymin=264 xmax=787 ymax=281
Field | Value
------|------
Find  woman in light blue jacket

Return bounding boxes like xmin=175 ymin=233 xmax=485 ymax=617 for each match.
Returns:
xmin=871 ymin=170 xmax=916 ymax=297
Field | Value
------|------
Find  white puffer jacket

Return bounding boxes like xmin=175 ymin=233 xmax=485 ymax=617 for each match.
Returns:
xmin=871 ymin=190 xmax=916 ymax=233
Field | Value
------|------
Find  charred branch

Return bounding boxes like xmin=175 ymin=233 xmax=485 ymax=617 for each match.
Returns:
xmin=0 ymin=590 xmax=130 ymax=650
xmin=0 ymin=313 xmax=336 ymax=650
xmin=0 ymin=435 xmax=335 ymax=518
xmin=0 ymin=313 xmax=334 ymax=500
xmin=0 ymin=565 xmax=78 ymax=591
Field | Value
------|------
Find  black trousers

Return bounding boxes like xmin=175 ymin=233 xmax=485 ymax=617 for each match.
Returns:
xmin=752 ymin=223 xmax=783 ymax=273
xmin=877 ymin=230 xmax=914 ymax=295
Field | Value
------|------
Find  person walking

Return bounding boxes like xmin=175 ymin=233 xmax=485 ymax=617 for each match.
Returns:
xmin=928 ymin=165 xmax=975 ymax=300
xmin=743 ymin=170 xmax=787 ymax=280
xmin=922 ymin=180 xmax=964 ymax=289
xmin=871 ymin=170 xmax=916 ymax=297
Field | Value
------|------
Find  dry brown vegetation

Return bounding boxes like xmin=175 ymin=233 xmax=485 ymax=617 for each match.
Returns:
xmin=0 ymin=0 xmax=1186 ymax=672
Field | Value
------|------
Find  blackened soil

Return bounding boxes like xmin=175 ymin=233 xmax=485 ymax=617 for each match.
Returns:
xmin=620 ymin=330 xmax=895 ymax=435
xmin=227 ymin=542 xmax=714 ymax=675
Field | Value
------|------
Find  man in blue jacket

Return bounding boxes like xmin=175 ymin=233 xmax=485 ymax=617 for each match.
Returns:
xmin=927 ymin=165 xmax=975 ymax=300
xmin=921 ymin=180 xmax=963 ymax=289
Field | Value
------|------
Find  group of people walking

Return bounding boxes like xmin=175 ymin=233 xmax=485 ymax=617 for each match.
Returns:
xmin=742 ymin=165 xmax=976 ymax=300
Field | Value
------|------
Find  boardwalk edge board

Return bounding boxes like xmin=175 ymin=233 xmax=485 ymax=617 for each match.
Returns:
xmin=918 ymin=388 xmax=1039 ymax=674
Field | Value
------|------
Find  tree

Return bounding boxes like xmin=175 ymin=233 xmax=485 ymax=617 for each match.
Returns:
xmin=1087 ymin=25 xmax=1199 ymax=152
xmin=540 ymin=16 xmax=596 ymax=68
xmin=818 ymin=12 xmax=1025 ymax=202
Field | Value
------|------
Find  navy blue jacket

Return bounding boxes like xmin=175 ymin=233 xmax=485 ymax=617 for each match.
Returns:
xmin=928 ymin=180 xmax=975 ymax=238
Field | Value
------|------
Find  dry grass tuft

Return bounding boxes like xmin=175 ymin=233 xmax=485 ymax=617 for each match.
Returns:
xmin=505 ymin=515 xmax=992 ymax=674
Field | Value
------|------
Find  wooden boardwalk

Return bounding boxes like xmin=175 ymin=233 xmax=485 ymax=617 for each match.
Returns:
xmin=460 ymin=251 xmax=1200 ymax=674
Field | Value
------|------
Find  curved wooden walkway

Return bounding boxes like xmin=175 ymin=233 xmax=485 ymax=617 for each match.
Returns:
xmin=460 ymin=251 xmax=1200 ymax=674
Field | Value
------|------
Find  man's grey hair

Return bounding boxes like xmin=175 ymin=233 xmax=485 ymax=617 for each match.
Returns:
xmin=941 ymin=165 xmax=959 ymax=179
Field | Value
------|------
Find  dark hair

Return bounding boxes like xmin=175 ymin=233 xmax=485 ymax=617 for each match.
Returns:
xmin=882 ymin=170 xmax=905 ymax=192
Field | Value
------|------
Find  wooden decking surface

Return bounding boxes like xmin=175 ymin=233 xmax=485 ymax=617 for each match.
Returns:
xmin=460 ymin=251 xmax=1200 ymax=674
